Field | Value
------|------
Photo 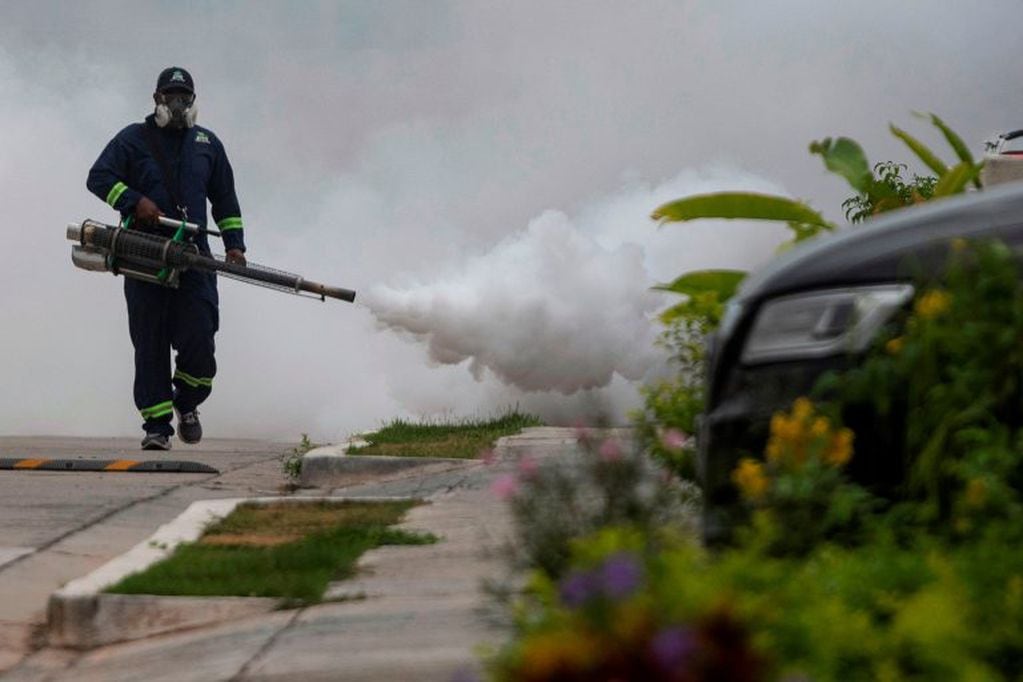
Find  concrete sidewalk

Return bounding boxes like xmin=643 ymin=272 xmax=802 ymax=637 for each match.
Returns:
xmin=3 ymin=427 xmax=584 ymax=681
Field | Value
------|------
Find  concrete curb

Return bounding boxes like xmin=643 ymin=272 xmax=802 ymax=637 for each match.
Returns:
xmin=47 ymin=495 xmax=417 ymax=649
xmin=299 ymin=440 xmax=479 ymax=488
xmin=298 ymin=426 xmax=583 ymax=488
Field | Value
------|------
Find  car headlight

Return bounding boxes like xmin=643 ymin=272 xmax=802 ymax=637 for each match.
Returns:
xmin=741 ymin=284 xmax=914 ymax=364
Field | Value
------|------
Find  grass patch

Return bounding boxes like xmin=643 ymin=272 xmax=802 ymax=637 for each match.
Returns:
xmin=347 ymin=410 xmax=544 ymax=459
xmin=106 ymin=501 xmax=435 ymax=604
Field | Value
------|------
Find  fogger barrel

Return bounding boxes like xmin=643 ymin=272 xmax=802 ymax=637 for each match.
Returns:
xmin=67 ymin=219 xmax=356 ymax=303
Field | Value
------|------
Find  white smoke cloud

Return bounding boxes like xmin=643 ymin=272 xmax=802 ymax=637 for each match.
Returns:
xmin=367 ymin=211 xmax=661 ymax=394
xmin=364 ymin=169 xmax=789 ymax=398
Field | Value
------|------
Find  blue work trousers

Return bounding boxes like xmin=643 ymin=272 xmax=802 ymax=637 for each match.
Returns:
xmin=125 ymin=278 xmax=218 ymax=436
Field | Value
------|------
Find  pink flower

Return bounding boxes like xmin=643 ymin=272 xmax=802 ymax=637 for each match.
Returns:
xmin=599 ymin=438 xmax=623 ymax=462
xmin=517 ymin=454 xmax=539 ymax=478
xmin=490 ymin=473 xmax=520 ymax=500
xmin=479 ymin=448 xmax=497 ymax=465
xmin=660 ymin=428 xmax=687 ymax=452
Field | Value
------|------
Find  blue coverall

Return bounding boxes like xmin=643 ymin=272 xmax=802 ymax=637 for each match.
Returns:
xmin=87 ymin=113 xmax=246 ymax=436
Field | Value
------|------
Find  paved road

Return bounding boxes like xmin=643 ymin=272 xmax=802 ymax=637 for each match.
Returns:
xmin=0 ymin=428 xmax=591 ymax=681
xmin=0 ymin=437 xmax=294 ymax=672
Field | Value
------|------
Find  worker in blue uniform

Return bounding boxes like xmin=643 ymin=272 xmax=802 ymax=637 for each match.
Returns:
xmin=87 ymin=67 xmax=247 ymax=450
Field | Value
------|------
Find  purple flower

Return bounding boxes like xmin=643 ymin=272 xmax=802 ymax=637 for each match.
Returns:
xmin=559 ymin=570 xmax=599 ymax=607
xmin=650 ymin=626 xmax=697 ymax=671
xmin=600 ymin=552 xmax=643 ymax=598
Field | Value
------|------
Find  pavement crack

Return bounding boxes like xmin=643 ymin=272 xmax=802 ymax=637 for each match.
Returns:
xmin=230 ymin=607 xmax=305 ymax=681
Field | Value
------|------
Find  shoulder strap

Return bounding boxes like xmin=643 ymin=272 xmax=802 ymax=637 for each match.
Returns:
xmin=141 ymin=123 xmax=186 ymax=219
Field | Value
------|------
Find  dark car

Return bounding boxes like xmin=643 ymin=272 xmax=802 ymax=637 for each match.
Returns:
xmin=697 ymin=181 xmax=1023 ymax=544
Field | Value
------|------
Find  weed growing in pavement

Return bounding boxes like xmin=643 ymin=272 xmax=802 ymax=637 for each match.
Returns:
xmin=281 ymin=433 xmax=317 ymax=481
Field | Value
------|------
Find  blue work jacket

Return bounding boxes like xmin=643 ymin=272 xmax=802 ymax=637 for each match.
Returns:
xmin=87 ymin=114 xmax=246 ymax=304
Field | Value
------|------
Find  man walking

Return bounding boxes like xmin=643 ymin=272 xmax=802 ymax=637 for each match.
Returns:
xmin=87 ymin=67 xmax=247 ymax=450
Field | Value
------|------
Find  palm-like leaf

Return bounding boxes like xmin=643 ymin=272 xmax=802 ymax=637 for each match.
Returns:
xmin=913 ymin=112 xmax=982 ymax=189
xmin=651 ymin=192 xmax=834 ymax=230
xmin=933 ymin=162 xmax=979 ymax=197
xmin=889 ymin=124 xmax=948 ymax=177
xmin=653 ymin=269 xmax=746 ymax=300
xmin=808 ymin=137 xmax=873 ymax=194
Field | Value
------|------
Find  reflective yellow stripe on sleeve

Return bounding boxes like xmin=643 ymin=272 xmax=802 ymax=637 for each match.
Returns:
xmin=106 ymin=182 xmax=129 ymax=207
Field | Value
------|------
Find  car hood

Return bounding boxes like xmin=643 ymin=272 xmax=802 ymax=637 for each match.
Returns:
xmin=736 ymin=181 xmax=1023 ymax=305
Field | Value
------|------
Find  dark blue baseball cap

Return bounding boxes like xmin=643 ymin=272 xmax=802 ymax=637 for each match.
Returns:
xmin=156 ymin=67 xmax=195 ymax=93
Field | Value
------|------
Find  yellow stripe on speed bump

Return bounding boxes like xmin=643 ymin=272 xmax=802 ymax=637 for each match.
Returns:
xmin=104 ymin=460 xmax=139 ymax=471
xmin=14 ymin=459 xmax=46 ymax=469
xmin=0 ymin=458 xmax=219 ymax=474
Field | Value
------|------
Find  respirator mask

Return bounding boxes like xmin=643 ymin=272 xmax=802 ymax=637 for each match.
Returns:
xmin=155 ymin=91 xmax=197 ymax=129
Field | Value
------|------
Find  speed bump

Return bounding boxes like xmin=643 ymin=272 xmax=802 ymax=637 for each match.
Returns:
xmin=0 ymin=458 xmax=218 ymax=474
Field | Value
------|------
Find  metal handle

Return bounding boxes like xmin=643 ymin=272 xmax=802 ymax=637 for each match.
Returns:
xmin=156 ymin=216 xmax=221 ymax=237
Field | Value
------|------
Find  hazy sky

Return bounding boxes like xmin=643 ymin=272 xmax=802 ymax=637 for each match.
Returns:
xmin=1 ymin=1 xmax=1021 ymax=440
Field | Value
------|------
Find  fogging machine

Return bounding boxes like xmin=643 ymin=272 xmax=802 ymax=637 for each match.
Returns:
xmin=66 ymin=217 xmax=356 ymax=303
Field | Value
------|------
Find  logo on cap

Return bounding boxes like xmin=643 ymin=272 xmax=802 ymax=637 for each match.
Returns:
xmin=171 ymin=70 xmax=185 ymax=83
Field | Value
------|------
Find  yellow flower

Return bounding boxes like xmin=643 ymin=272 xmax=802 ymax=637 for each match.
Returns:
xmin=964 ymin=478 xmax=987 ymax=508
xmin=824 ymin=428 xmax=854 ymax=468
xmin=732 ymin=458 xmax=770 ymax=501
xmin=765 ymin=438 xmax=785 ymax=464
xmin=770 ymin=412 xmax=799 ymax=443
xmin=914 ymin=289 xmax=951 ymax=319
xmin=792 ymin=397 xmax=814 ymax=422
xmin=810 ymin=416 xmax=831 ymax=438
xmin=885 ymin=336 xmax=904 ymax=355
xmin=950 ymin=237 xmax=968 ymax=253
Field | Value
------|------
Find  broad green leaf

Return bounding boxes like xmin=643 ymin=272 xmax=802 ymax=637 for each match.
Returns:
xmin=914 ymin=111 xmax=981 ymax=188
xmin=658 ymin=295 xmax=724 ymax=325
xmin=808 ymin=137 xmax=872 ymax=194
xmin=651 ymin=192 xmax=833 ymax=229
xmin=890 ymin=124 xmax=948 ymax=177
xmin=653 ymin=269 xmax=746 ymax=300
xmin=933 ymin=162 xmax=978 ymax=197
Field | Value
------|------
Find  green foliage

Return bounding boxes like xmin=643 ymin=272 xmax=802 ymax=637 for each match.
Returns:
xmin=915 ymin=111 xmax=982 ymax=189
xmin=489 ymin=525 xmax=1023 ymax=681
xmin=107 ymin=501 xmax=434 ymax=603
xmin=653 ymin=269 xmax=744 ymax=326
xmin=632 ymin=304 xmax=713 ymax=480
xmin=651 ymin=191 xmax=835 ymax=240
xmin=493 ymin=432 xmax=695 ymax=581
xmin=829 ymin=113 xmax=983 ymax=220
xmin=281 ymin=433 xmax=317 ymax=481
xmin=829 ymin=240 xmax=1023 ymax=529
xmin=348 ymin=409 xmax=543 ymax=458
xmin=808 ymin=136 xmax=875 ymax=193
xmin=842 ymin=162 xmax=937 ymax=223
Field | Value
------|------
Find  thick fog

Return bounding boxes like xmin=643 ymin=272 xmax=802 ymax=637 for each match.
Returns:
xmin=1 ymin=1 xmax=1020 ymax=441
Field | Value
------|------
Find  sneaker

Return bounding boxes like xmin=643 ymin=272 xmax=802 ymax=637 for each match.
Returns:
xmin=176 ymin=408 xmax=203 ymax=444
xmin=141 ymin=432 xmax=171 ymax=451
